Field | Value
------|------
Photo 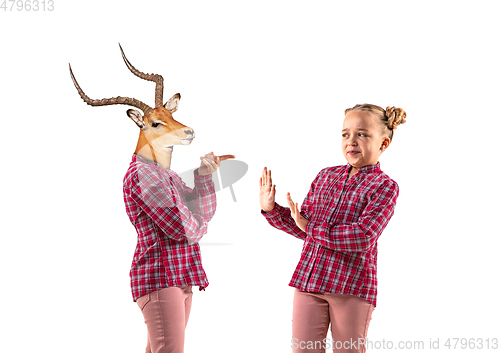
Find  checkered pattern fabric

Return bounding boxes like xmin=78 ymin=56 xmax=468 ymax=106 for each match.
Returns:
xmin=262 ymin=161 xmax=399 ymax=307
xmin=123 ymin=154 xmax=216 ymax=302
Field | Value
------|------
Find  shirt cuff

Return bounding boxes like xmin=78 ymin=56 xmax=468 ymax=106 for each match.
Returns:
xmin=194 ymin=168 xmax=213 ymax=183
xmin=261 ymin=202 xmax=283 ymax=219
xmin=306 ymin=219 xmax=315 ymax=236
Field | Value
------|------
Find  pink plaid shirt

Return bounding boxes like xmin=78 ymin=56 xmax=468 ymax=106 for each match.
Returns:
xmin=262 ymin=161 xmax=399 ymax=307
xmin=123 ymin=154 xmax=216 ymax=302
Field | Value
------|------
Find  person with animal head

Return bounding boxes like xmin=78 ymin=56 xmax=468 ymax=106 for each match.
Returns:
xmin=70 ymin=44 xmax=235 ymax=353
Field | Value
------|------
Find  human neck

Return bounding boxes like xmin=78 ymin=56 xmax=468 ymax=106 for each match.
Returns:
xmin=348 ymin=166 xmax=358 ymax=179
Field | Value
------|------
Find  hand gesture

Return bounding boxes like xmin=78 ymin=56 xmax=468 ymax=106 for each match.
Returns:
xmin=259 ymin=167 xmax=276 ymax=212
xmin=198 ymin=152 xmax=235 ymax=176
xmin=287 ymin=192 xmax=308 ymax=232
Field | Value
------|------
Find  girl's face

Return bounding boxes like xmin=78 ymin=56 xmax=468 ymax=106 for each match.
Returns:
xmin=342 ymin=110 xmax=390 ymax=171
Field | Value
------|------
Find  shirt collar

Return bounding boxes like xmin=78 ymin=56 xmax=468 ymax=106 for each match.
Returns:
xmin=132 ymin=154 xmax=177 ymax=176
xmin=346 ymin=161 xmax=381 ymax=174
xmin=132 ymin=153 xmax=157 ymax=166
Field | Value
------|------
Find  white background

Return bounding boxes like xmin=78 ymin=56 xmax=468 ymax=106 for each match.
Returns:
xmin=1 ymin=1 xmax=499 ymax=352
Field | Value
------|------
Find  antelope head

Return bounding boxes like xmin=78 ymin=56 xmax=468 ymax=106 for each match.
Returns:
xmin=69 ymin=44 xmax=194 ymax=169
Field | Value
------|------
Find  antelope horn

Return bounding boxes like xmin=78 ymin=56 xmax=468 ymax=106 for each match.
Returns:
xmin=118 ymin=43 xmax=164 ymax=108
xmin=69 ymin=64 xmax=154 ymax=117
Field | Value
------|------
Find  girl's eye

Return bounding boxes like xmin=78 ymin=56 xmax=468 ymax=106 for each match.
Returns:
xmin=359 ymin=133 xmax=366 ymax=137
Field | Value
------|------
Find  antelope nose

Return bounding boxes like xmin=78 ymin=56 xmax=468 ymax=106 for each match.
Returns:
xmin=185 ymin=129 xmax=194 ymax=136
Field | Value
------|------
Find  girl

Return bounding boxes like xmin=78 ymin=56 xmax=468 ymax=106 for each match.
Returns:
xmin=259 ymin=104 xmax=406 ymax=353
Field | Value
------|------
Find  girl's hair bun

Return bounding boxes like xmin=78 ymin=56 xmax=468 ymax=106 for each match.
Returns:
xmin=385 ymin=107 xmax=407 ymax=130
xmin=344 ymin=103 xmax=406 ymax=142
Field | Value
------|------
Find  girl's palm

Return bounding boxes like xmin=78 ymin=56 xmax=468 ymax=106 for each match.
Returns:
xmin=259 ymin=167 xmax=276 ymax=212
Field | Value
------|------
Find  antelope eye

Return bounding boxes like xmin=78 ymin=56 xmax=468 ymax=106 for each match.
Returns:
xmin=151 ymin=121 xmax=160 ymax=128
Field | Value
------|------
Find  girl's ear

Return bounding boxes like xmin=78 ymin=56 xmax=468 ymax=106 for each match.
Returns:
xmin=164 ymin=93 xmax=181 ymax=113
xmin=381 ymin=137 xmax=391 ymax=151
xmin=127 ymin=109 xmax=146 ymax=129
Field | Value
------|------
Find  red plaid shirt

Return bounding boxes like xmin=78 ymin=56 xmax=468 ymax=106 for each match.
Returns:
xmin=123 ymin=154 xmax=216 ymax=302
xmin=262 ymin=161 xmax=399 ymax=307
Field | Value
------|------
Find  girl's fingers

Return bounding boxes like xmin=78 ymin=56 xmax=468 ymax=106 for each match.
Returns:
xmin=286 ymin=194 xmax=301 ymax=222
xmin=287 ymin=193 xmax=295 ymax=215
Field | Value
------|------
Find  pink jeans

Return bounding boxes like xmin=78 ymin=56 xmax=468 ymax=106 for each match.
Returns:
xmin=292 ymin=289 xmax=375 ymax=353
xmin=136 ymin=286 xmax=193 ymax=353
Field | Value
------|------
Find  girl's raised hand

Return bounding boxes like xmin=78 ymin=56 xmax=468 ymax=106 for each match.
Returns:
xmin=287 ymin=192 xmax=308 ymax=232
xmin=259 ymin=167 xmax=276 ymax=212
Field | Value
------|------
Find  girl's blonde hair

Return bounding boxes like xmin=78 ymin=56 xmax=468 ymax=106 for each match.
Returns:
xmin=344 ymin=104 xmax=407 ymax=141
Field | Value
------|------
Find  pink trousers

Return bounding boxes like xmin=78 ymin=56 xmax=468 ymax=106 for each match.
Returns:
xmin=292 ymin=289 xmax=375 ymax=353
xmin=136 ymin=286 xmax=193 ymax=353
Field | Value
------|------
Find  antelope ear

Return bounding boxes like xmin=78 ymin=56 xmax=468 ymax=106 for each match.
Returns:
xmin=164 ymin=93 xmax=181 ymax=113
xmin=127 ymin=109 xmax=146 ymax=129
